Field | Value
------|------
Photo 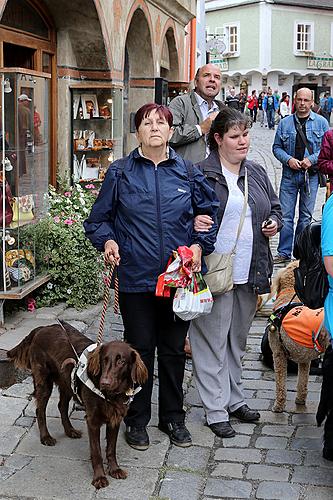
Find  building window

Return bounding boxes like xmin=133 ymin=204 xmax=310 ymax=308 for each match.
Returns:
xmin=223 ymin=23 xmax=240 ymax=57
xmin=294 ymin=22 xmax=314 ymax=54
xmin=331 ymin=22 xmax=333 ymax=56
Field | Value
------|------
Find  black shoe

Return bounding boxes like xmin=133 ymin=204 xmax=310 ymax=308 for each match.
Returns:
xmin=209 ymin=421 xmax=236 ymax=438
xmin=125 ymin=426 xmax=149 ymax=451
xmin=158 ymin=422 xmax=192 ymax=447
xmin=230 ymin=404 xmax=260 ymax=422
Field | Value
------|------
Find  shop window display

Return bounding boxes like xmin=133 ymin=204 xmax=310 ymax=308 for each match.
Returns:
xmin=0 ymin=71 xmax=50 ymax=322
xmin=71 ymin=86 xmax=123 ymax=184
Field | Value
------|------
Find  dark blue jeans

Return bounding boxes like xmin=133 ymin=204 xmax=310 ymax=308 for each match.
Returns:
xmin=277 ymin=168 xmax=319 ymax=259
xmin=266 ymin=108 xmax=275 ymax=129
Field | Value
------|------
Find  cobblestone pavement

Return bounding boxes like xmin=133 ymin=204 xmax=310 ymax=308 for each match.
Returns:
xmin=0 ymin=124 xmax=332 ymax=500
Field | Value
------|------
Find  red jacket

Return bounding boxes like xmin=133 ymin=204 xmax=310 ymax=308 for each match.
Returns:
xmin=247 ymin=95 xmax=258 ymax=110
xmin=318 ymin=129 xmax=333 ymax=193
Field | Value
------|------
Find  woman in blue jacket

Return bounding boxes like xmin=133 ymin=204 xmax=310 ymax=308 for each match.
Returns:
xmin=84 ymin=103 xmax=219 ymax=451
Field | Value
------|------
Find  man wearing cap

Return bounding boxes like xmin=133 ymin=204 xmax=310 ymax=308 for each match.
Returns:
xmin=18 ymin=94 xmax=32 ymax=174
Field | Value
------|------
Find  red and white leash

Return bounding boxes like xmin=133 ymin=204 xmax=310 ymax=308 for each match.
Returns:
xmin=96 ymin=262 xmax=119 ymax=345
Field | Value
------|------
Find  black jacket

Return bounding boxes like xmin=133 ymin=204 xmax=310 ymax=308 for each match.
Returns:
xmin=196 ymin=150 xmax=283 ymax=294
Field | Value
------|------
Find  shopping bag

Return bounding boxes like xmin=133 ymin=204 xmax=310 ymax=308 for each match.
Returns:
xmin=173 ymin=273 xmax=213 ymax=321
xmin=156 ymin=246 xmax=194 ymax=297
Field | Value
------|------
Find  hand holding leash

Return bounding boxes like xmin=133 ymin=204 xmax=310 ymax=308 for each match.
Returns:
xmin=104 ymin=239 xmax=120 ymax=265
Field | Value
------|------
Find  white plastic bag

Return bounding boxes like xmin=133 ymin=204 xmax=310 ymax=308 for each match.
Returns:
xmin=173 ymin=273 xmax=213 ymax=321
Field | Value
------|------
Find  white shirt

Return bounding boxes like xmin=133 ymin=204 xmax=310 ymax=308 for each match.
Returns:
xmin=194 ymin=92 xmax=219 ymax=157
xmin=215 ymin=166 xmax=253 ymax=284
xmin=280 ymin=101 xmax=291 ymax=118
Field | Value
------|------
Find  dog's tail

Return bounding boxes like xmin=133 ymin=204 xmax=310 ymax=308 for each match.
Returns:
xmin=7 ymin=327 xmax=42 ymax=370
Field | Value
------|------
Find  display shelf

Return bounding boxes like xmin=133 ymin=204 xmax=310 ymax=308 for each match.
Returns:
xmin=71 ymin=86 xmax=123 ymax=183
xmin=0 ymin=273 xmax=50 ymax=300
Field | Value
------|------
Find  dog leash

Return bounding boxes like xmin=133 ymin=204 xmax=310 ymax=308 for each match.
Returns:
xmin=96 ymin=262 xmax=119 ymax=345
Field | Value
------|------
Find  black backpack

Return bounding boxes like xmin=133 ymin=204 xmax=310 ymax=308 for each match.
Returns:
xmin=293 ymin=221 xmax=329 ymax=309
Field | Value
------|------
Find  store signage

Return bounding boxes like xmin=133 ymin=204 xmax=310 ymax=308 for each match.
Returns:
xmin=210 ymin=58 xmax=229 ymax=71
xmin=307 ymin=56 xmax=333 ymax=70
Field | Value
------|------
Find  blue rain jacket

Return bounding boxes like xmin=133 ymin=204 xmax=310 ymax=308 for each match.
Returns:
xmin=84 ymin=148 xmax=219 ymax=293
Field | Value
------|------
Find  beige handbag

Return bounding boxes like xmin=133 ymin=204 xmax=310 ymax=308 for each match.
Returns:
xmin=204 ymin=168 xmax=249 ymax=295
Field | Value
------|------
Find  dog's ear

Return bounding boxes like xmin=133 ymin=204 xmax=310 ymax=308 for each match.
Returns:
xmin=130 ymin=349 xmax=148 ymax=385
xmin=87 ymin=345 xmax=102 ymax=377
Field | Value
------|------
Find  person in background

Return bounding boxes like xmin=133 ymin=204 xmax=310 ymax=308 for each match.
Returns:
xmin=225 ymin=87 xmax=240 ymax=110
xmin=84 ymin=103 xmax=219 ymax=452
xmin=189 ymin=108 xmax=282 ymax=438
xmin=257 ymin=91 xmax=266 ymax=127
xmin=318 ymin=128 xmax=333 ymax=196
xmin=238 ymin=90 xmax=247 ymax=113
xmin=169 ymin=63 xmax=224 ymax=162
xmin=273 ymin=89 xmax=281 ymax=104
xmin=263 ymin=88 xmax=279 ymax=130
xmin=272 ymin=87 xmax=329 ymax=264
xmin=320 ymin=92 xmax=331 ymax=124
xmin=33 ymin=106 xmax=43 ymax=145
xmin=279 ymin=94 xmax=291 ymax=119
xmin=321 ymin=194 xmax=333 ymax=344
xmin=17 ymin=93 xmax=32 ymax=175
xmin=168 ymin=63 xmax=224 ymax=357
xmin=247 ymin=90 xmax=258 ymax=123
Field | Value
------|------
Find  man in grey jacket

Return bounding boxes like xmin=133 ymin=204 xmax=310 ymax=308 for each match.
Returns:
xmin=169 ymin=64 xmax=224 ymax=162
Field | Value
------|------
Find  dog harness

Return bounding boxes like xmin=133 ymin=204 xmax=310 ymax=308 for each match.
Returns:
xmin=281 ymin=306 xmax=325 ymax=353
xmin=70 ymin=343 xmax=142 ymax=405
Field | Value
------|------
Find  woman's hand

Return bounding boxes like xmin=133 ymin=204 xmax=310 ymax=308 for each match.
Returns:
xmin=261 ymin=219 xmax=278 ymax=238
xmin=194 ymin=215 xmax=214 ymax=232
xmin=104 ymin=239 xmax=120 ymax=265
xmin=190 ymin=244 xmax=202 ymax=272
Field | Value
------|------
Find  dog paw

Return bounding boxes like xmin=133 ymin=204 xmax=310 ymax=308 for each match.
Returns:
xmin=92 ymin=475 xmax=109 ymax=489
xmin=41 ymin=435 xmax=56 ymax=446
xmin=272 ymin=403 xmax=284 ymax=413
xmin=295 ymin=398 xmax=306 ymax=405
xmin=108 ymin=467 xmax=128 ymax=479
xmin=66 ymin=428 xmax=82 ymax=439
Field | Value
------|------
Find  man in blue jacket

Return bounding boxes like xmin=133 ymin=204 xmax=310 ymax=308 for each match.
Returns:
xmin=263 ymin=88 xmax=279 ymax=130
xmin=272 ymin=87 xmax=329 ymax=264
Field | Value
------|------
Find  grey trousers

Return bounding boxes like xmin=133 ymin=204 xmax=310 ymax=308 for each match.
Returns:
xmin=189 ymin=284 xmax=257 ymax=424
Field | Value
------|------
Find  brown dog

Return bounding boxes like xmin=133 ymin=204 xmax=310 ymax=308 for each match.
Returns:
xmin=269 ymin=261 xmax=329 ymax=412
xmin=7 ymin=321 xmax=147 ymax=489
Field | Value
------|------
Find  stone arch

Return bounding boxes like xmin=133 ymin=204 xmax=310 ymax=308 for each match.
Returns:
xmin=0 ymin=0 xmax=112 ymax=71
xmin=160 ymin=21 xmax=180 ymax=82
xmin=123 ymin=4 xmax=155 ymax=153
xmin=44 ymin=0 xmax=111 ymax=71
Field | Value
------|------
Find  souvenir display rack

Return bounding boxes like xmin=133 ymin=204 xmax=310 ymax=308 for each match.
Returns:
xmin=1 ymin=70 xmax=50 ymax=323
xmin=71 ymin=85 xmax=123 ymax=184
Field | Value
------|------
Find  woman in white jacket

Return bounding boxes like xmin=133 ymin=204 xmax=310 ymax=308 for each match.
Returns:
xmin=280 ymin=94 xmax=291 ymax=118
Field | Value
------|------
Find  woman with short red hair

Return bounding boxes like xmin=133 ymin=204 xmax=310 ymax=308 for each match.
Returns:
xmin=84 ymin=103 xmax=219 ymax=451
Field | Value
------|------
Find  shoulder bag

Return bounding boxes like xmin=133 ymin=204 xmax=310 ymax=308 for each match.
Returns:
xmin=204 ymin=167 xmax=248 ymax=295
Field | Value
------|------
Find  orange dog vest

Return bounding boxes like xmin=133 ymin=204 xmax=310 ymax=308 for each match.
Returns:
xmin=281 ymin=306 xmax=325 ymax=352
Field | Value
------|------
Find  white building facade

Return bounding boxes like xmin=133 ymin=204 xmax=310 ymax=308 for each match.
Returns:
xmin=205 ymin=0 xmax=333 ymax=102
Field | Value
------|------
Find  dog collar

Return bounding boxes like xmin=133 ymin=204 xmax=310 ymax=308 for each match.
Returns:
xmin=71 ymin=344 xmax=141 ymax=405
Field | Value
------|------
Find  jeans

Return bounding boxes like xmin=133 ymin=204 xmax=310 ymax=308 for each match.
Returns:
xmin=277 ymin=168 xmax=319 ymax=259
xmin=119 ymin=292 xmax=188 ymax=427
xmin=266 ymin=108 xmax=275 ymax=129
xmin=258 ymin=109 xmax=265 ymax=126
xmin=249 ymin=107 xmax=257 ymax=122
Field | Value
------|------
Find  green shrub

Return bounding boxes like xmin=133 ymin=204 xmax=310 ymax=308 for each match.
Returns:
xmin=22 ymin=183 xmax=104 ymax=309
